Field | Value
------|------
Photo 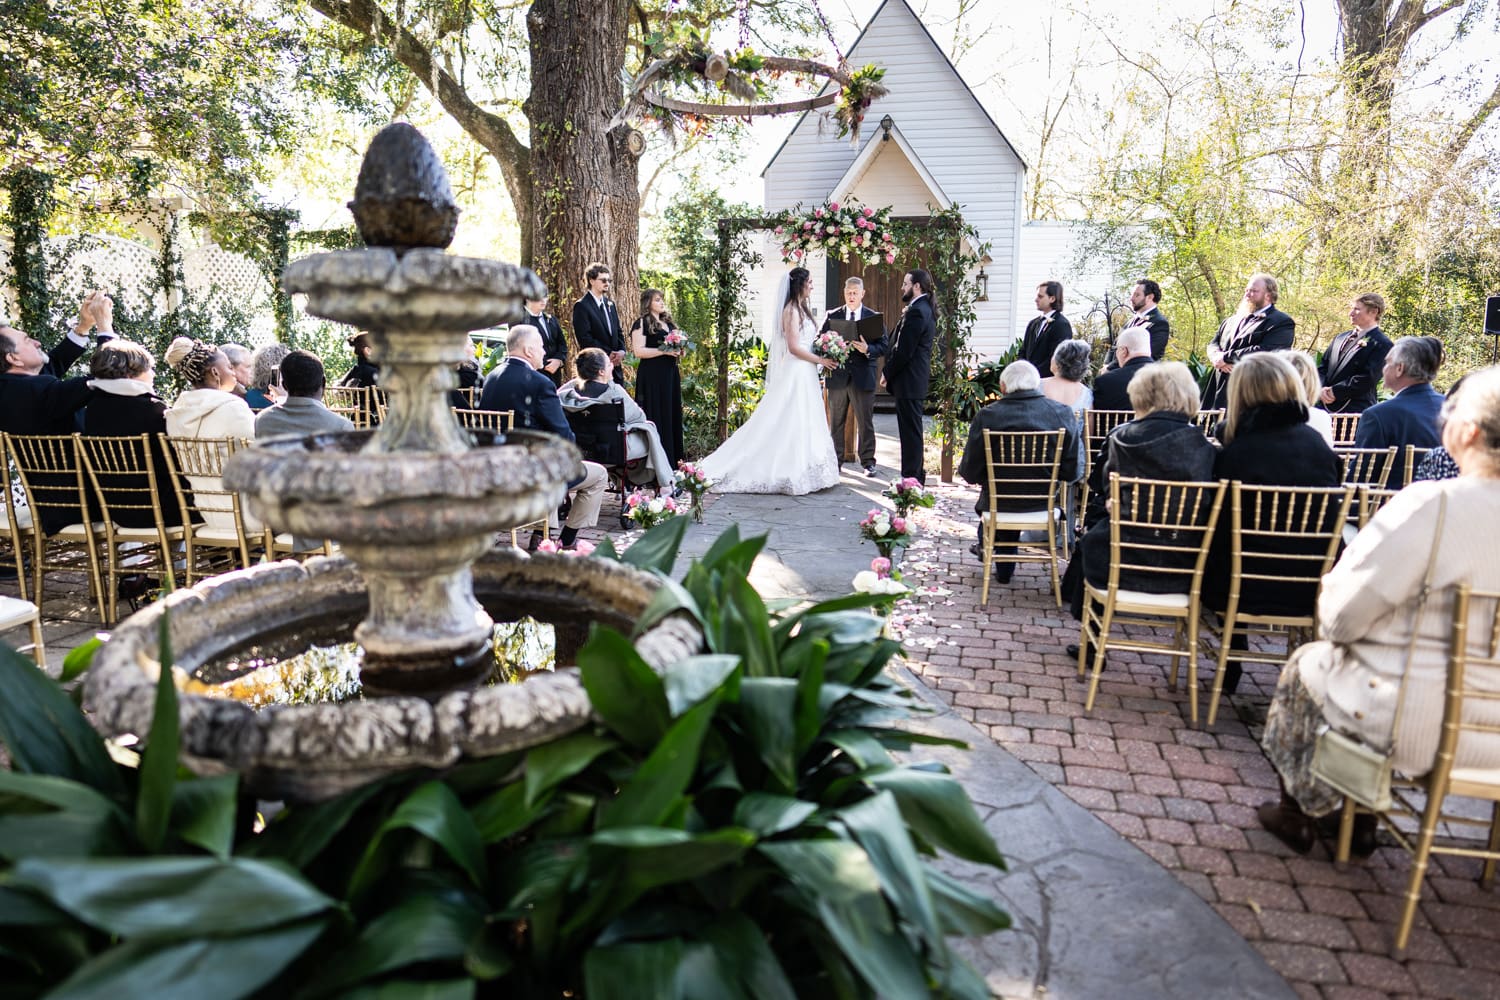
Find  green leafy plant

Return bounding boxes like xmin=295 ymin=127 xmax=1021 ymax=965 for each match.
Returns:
xmin=0 ymin=522 xmax=1008 ymax=997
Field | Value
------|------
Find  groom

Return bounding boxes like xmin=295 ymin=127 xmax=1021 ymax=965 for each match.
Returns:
xmin=822 ymin=276 xmax=886 ymax=477
xmin=882 ymin=269 xmax=937 ymax=485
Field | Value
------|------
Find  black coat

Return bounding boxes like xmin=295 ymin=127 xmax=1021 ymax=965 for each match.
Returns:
xmin=1018 ymin=312 xmax=1073 ymax=374
xmin=524 ymin=311 xmax=569 ymax=386
xmin=958 ymin=389 xmax=1081 ymax=514
xmin=884 ymin=295 xmax=935 ymax=400
xmin=1201 ymin=306 xmax=1296 ymax=408
xmin=571 ymin=294 xmax=625 ymax=384
xmin=1103 ymin=309 xmax=1170 ymax=371
xmin=820 ymin=306 xmax=887 ymax=392
xmin=1091 ymin=355 xmax=1153 ymax=412
xmin=0 ymin=334 xmax=91 ymax=436
xmin=82 ymin=390 xmax=193 ymax=529
xmin=1316 ymin=326 xmax=1391 ymax=414
xmin=1204 ymin=401 xmax=1342 ymax=614
xmin=478 ymin=358 xmax=575 ymax=441
xmin=340 ymin=358 xmax=379 ymax=388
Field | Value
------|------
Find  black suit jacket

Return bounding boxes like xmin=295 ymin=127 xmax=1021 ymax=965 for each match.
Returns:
xmin=1018 ymin=312 xmax=1072 ymax=374
xmin=1316 ymin=326 xmax=1391 ymax=413
xmin=525 ymin=311 xmax=569 ymax=386
xmin=571 ymin=294 xmax=625 ymax=384
xmin=1103 ymin=308 xmax=1170 ymax=371
xmin=957 ymin=389 xmax=1081 ymax=513
xmin=1092 ymin=355 xmax=1153 ymax=412
xmin=478 ymin=359 xmax=575 ymax=441
xmin=1201 ymin=306 xmax=1296 ymax=408
xmin=0 ymin=333 xmax=92 ymax=436
xmin=884 ymin=296 xmax=936 ymax=400
xmin=820 ymin=306 xmax=887 ymax=392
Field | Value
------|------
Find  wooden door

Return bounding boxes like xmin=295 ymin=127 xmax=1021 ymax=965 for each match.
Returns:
xmin=827 ymin=220 xmax=936 ymax=400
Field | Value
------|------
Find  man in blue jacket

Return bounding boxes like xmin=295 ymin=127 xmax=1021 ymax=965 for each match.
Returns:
xmin=479 ymin=325 xmax=606 ymax=549
xmin=1354 ymin=335 xmax=1444 ymax=487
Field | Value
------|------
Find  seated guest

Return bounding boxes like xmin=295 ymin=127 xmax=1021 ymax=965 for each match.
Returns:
xmin=1062 ymin=362 xmax=1219 ymax=637
xmin=1204 ymin=353 xmax=1342 ymax=693
xmin=246 ymin=343 xmax=290 ymax=411
xmin=1413 ymin=446 xmax=1459 ymax=482
xmin=222 ymin=343 xmax=254 ymax=402
xmin=83 ymin=340 xmax=191 ymax=529
xmin=340 ymin=332 xmax=379 ymax=388
xmin=449 ymin=359 xmax=482 ymax=409
xmin=1091 ymin=326 xmax=1153 ymax=412
xmin=479 ymin=325 xmax=607 ymax=551
xmin=1258 ymin=366 xmax=1500 ymax=855
xmin=255 ymin=351 xmax=356 ymax=440
xmin=1 ymin=291 xmax=115 ymax=535
xmin=558 ymin=348 xmax=674 ymax=493
xmin=1354 ymin=335 xmax=1444 ymax=487
xmin=958 ymin=360 xmax=1080 ymax=584
xmin=164 ymin=337 xmax=259 ymax=534
xmin=1285 ymin=351 xmax=1335 ymax=446
xmin=1038 ymin=339 xmax=1093 ymax=545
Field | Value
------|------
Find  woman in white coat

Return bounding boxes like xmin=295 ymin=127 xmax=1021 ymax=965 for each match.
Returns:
xmin=163 ymin=337 xmax=259 ymax=532
xmin=1258 ymin=366 xmax=1500 ymax=854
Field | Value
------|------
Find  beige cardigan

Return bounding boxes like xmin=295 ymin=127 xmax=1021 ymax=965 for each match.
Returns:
xmin=1295 ymin=477 xmax=1500 ymax=775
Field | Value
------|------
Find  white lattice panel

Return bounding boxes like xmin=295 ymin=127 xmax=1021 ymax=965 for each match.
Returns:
xmin=46 ymin=234 xmax=164 ymax=317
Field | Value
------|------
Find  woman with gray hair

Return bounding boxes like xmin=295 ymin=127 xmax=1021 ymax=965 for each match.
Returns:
xmin=82 ymin=340 xmax=190 ymax=529
xmin=1258 ymin=366 xmax=1500 ymax=855
xmin=1042 ymin=339 xmax=1092 ymax=474
xmin=245 ymin=343 xmax=290 ymax=411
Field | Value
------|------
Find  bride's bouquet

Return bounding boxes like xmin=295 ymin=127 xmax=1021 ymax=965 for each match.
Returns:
xmin=811 ymin=330 xmax=850 ymax=366
xmin=662 ymin=330 xmax=690 ymax=353
xmin=859 ymin=507 xmax=914 ymax=560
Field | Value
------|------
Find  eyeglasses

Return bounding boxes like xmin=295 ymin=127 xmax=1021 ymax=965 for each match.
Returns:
xmin=596 ymin=277 xmax=612 ymax=283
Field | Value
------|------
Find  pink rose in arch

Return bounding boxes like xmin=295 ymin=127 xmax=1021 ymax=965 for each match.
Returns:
xmin=774 ymin=226 xmax=784 ymax=234
xmin=815 ymin=208 xmax=825 ymax=218
xmin=829 ymin=201 xmax=840 ymax=212
xmin=803 ymin=221 xmax=814 ymax=230
xmin=885 ymin=253 xmax=895 ymax=264
xmin=882 ymin=232 xmax=893 ymax=242
xmin=863 ymin=206 xmax=875 ymax=217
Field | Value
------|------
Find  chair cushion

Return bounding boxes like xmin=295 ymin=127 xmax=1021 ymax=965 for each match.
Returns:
xmin=982 ymin=509 xmax=1052 ymax=528
xmin=1113 ymin=589 xmax=1191 ymax=610
xmin=0 ymin=595 xmax=40 ymax=631
xmin=56 ymin=522 xmax=106 ymax=539
xmin=1448 ymin=767 xmax=1500 ymax=790
xmin=3 ymin=505 xmax=33 ymax=531
xmin=191 ymin=527 xmax=244 ymax=545
xmin=111 ymin=525 xmax=187 ymax=541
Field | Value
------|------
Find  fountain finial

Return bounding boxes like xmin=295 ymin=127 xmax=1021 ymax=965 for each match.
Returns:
xmin=349 ymin=122 xmax=460 ymax=253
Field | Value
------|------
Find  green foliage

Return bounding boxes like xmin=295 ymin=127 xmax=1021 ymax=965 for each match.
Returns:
xmin=4 ymin=167 xmax=55 ymax=335
xmin=0 ymin=523 xmax=1009 ymax=997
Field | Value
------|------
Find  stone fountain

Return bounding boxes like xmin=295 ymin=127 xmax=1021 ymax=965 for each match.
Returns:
xmin=84 ymin=124 xmax=700 ymax=801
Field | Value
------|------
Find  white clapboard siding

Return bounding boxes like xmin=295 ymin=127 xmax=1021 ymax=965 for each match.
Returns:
xmin=1015 ymin=222 xmax=1145 ymax=346
xmin=763 ymin=0 xmax=1025 ymax=362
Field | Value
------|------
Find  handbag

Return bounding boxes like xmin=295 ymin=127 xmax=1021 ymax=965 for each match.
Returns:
xmin=1311 ymin=494 xmax=1447 ymax=811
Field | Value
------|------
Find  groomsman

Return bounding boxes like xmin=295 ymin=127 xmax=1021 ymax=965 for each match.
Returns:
xmin=822 ymin=277 xmax=887 ymax=477
xmin=1201 ymin=273 xmax=1296 ymax=409
xmin=1104 ymin=278 xmax=1170 ymax=371
xmin=571 ymin=262 xmax=626 ymax=385
xmin=1316 ymin=293 xmax=1392 ymax=413
xmin=524 ymin=294 xmax=569 ymax=386
xmin=882 ymin=269 xmax=937 ymax=485
xmin=1018 ymin=281 xmax=1072 ymax=374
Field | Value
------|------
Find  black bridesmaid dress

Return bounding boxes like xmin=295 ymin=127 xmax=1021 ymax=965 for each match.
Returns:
xmin=632 ymin=318 xmax=684 ymax=469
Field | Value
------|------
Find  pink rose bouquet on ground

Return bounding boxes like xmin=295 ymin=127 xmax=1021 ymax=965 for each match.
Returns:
xmin=811 ymin=330 xmax=851 ymax=366
xmin=882 ymin=476 xmax=935 ymax=517
xmin=624 ymin=489 xmax=682 ymax=529
xmin=858 ymin=507 xmax=914 ymax=559
xmin=673 ymin=460 xmax=713 ymax=523
xmin=852 ymin=555 xmax=909 ymax=613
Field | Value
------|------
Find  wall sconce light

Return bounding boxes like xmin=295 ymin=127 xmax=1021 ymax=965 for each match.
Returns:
xmin=880 ymin=115 xmax=894 ymax=141
xmin=975 ymin=254 xmax=992 ymax=302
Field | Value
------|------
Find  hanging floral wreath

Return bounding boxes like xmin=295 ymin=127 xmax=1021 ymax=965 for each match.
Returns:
xmin=776 ymin=199 xmax=899 ymax=268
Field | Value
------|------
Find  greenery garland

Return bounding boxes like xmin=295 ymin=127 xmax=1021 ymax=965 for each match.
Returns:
xmin=4 ymin=167 xmax=57 ymax=334
xmin=776 ymin=198 xmax=899 ymax=268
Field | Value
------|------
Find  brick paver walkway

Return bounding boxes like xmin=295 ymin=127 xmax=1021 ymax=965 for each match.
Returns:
xmin=891 ymin=479 xmax=1500 ymax=1000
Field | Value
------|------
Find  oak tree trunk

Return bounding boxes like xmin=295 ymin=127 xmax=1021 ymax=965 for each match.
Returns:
xmin=525 ymin=0 xmax=641 ymax=343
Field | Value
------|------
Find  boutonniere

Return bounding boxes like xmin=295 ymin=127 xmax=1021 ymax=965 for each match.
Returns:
xmin=1356 ymin=337 xmax=1369 ymax=350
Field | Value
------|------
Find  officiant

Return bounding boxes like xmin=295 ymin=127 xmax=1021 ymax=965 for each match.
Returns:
xmin=821 ymin=276 xmax=887 ymax=477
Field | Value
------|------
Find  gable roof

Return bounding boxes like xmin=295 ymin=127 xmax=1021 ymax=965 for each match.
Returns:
xmin=761 ymin=0 xmax=1027 ymax=177
xmin=830 ymin=123 xmax=949 ymax=207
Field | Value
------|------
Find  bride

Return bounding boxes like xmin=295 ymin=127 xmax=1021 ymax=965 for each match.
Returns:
xmin=700 ymin=266 xmax=840 ymax=494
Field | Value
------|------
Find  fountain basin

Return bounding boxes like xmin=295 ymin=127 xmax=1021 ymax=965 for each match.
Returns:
xmin=85 ymin=550 xmax=702 ymax=802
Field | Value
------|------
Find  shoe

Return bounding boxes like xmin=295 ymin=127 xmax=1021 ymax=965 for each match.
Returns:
xmin=1256 ymin=801 xmax=1316 ymax=855
xmin=969 ymin=542 xmax=981 ymax=558
xmin=526 ymin=530 xmax=544 ymax=553
xmin=864 ymin=465 xmax=877 ymax=477
xmin=992 ymin=565 xmax=1013 ymax=584
xmin=1314 ymin=812 xmax=1379 ymax=858
xmin=1067 ymin=642 xmax=1103 ymax=667
xmin=1221 ymin=660 xmax=1243 ymax=696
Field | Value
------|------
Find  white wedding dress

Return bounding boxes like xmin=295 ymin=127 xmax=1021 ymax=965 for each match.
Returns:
xmin=700 ymin=306 xmax=839 ymax=495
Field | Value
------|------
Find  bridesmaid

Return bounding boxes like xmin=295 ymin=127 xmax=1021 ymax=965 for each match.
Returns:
xmin=629 ymin=288 xmax=685 ymax=468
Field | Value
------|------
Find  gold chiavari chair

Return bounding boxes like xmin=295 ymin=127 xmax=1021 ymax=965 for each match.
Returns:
xmin=323 ymin=385 xmax=370 ymax=429
xmin=0 ymin=593 xmax=46 ymax=670
xmin=4 ymin=433 xmax=107 ymax=621
xmin=164 ymin=437 xmax=258 ymax=584
xmin=1078 ymin=410 xmax=1134 ymax=525
xmin=79 ymin=434 xmax=188 ymax=623
xmin=1333 ymin=584 xmax=1500 ymax=956
xmin=265 ymin=530 xmax=335 ymax=562
xmin=1194 ymin=409 xmax=1224 ymax=441
xmin=1356 ymin=486 xmax=1399 ymax=530
xmin=1403 ymin=445 xmax=1432 ymax=487
xmin=1078 ymin=476 xmax=1227 ymax=726
xmin=454 ymin=408 xmax=514 ymax=433
xmin=1 ymin=435 xmax=34 ymax=601
xmin=1330 ymin=411 xmax=1362 ymax=446
xmin=979 ymin=428 xmax=1068 ymax=606
xmin=370 ymin=387 xmax=389 ymax=425
xmin=1200 ymin=482 xmax=1355 ymax=726
xmin=1337 ymin=446 xmax=1399 ymax=490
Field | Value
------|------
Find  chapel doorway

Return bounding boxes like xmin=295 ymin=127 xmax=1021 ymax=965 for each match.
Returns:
xmin=826 ymin=218 xmax=936 ymax=405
